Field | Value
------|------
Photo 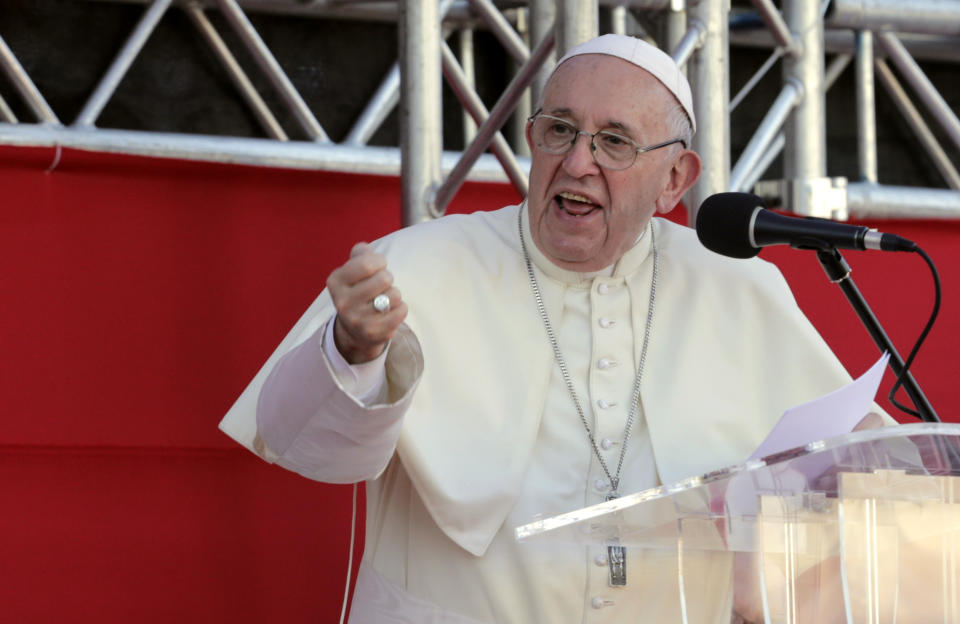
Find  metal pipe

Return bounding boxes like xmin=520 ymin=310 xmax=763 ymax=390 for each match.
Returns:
xmin=0 ymin=121 xmax=527 ymax=181
xmin=730 ymin=28 xmax=960 ymax=64
xmin=432 ymin=31 xmax=555 ymax=216
xmin=604 ymin=0 xmax=669 ymax=6
xmin=782 ymin=0 xmax=827 ymax=202
xmin=686 ymin=0 xmax=729 ymax=220
xmin=184 ymin=4 xmax=287 ymax=140
xmin=400 ymin=0 xmax=443 ymax=225
xmin=215 ymin=0 xmax=329 ymax=142
xmin=74 ymin=0 xmax=172 ymax=127
xmin=729 ymin=46 xmax=785 ymax=112
xmin=459 ymin=29 xmax=478 ymax=145
xmin=441 ymin=42 xmax=528 ymax=195
xmin=847 ymin=182 xmax=960 ymax=219
xmin=874 ymin=59 xmax=960 ymax=191
xmin=610 ymin=5 xmax=628 ymax=36
xmin=510 ymin=8 xmax=532 ymax=157
xmin=855 ymin=30 xmax=877 ymax=183
xmin=670 ymin=20 xmax=706 ymax=70
xmin=738 ymin=54 xmax=851 ymax=195
xmin=343 ymin=0 xmax=458 ymax=147
xmin=90 ymin=0 xmax=670 ymax=18
xmin=827 ymin=0 xmax=960 ymax=37
xmin=344 ymin=64 xmax=400 ymax=146
xmin=730 ymin=80 xmax=802 ymax=191
xmin=748 ymin=0 xmax=796 ymax=54
xmin=92 ymin=0 xmax=475 ymax=22
xmin=0 ymin=93 xmax=16 ymax=123
xmin=466 ymin=0 xmax=529 ymax=64
xmin=877 ymin=32 xmax=960 ymax=154
xmin=739 ymin=133 xmax=784 ymax=192
xmin=825 ymin=53 xmax=853 ymax=92
xmin=528 ymin=0 xmax=556 ymax=106
xmin=557 ymin=0 xmax=597 ymax=55
xmin=664 ymin=1 xmax=688 ymax=57
xmin=0 ymin=35 xmax=59 ymax=124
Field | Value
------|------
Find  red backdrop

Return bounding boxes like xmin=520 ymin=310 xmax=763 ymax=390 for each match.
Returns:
xmin=1 ymin=145 xmax=956 ymax=622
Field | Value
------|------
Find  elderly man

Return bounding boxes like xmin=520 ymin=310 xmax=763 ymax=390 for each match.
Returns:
xmin=221 ymin=35 xmax=853 ymax=622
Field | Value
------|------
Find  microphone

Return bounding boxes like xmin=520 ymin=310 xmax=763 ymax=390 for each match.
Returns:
xmin=696 ymin=192 xmax=917 ymax=259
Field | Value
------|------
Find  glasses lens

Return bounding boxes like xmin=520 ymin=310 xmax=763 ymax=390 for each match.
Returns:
xmin=533 ymin=117 xmax=576 ymax=153
xmin=594 ymin=131 xmax=636 ymax=170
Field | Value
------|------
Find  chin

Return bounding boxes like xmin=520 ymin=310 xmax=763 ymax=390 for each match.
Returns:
xmin=553 ymin=252 xmax=609 ymax=271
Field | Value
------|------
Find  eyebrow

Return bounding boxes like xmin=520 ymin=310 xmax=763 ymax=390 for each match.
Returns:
xmin=545 ymin=107 xmax=638 ymax=137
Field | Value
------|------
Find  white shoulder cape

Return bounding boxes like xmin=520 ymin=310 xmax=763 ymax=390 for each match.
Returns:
xmin=220 ymin=204 xmax=852 ymax=557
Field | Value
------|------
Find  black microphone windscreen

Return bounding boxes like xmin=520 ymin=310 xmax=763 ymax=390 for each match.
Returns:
xmin=696 ymin=192 xmax=764 ymax=259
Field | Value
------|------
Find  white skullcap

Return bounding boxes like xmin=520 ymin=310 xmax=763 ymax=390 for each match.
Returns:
xmin=554 ymin=34 xmax=696 ymax=134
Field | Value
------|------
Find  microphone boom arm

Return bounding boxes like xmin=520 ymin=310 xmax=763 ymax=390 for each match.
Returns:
xmin=815 ymin=246 xmax=939 ymax=423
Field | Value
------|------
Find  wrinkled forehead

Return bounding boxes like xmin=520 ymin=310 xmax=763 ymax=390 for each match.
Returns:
xmin=541 ymin=55 xmax=676 ymax=131
xmin=546 ymin=34 xmax=696 ymax=133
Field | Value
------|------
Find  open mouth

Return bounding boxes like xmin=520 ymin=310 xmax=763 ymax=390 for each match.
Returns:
xmin=555 ymin=191 xmax=599 ymax=217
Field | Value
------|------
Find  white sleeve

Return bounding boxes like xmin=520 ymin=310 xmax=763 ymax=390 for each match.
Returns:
xmin=321 ymin=314 xmax=389 ymax=405
xmin=255 ymin=317 xmax=423 ymax=484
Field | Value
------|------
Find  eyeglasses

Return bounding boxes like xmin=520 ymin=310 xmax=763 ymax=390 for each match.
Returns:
xmin=527 ymin=112 xmax=686 ymax=171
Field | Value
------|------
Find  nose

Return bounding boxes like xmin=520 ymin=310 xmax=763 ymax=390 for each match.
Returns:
xmin=562 ymin=132 xmax=601 ymax=178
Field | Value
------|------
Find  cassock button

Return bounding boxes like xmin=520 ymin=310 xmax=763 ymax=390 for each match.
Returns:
xmin=598 ymin=283 xmax=609 ymax=295
xmin=591 ymin=597 xmax=612 ymax=609
xmin=594 ymin=479 xmax=609 ymax=492
xmin=594 ymin=554 xmax=608 ymax=567
xmin=597 ymin=358 xmax=615 ymax=370
xmin=600 ymin=438 xmax=614 ymax=450
xmin=599 ymin=317 xmax=615 ymax=328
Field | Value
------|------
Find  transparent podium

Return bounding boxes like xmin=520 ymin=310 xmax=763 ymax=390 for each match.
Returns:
xmin=516 ymin=423 xmax=960 ymax=623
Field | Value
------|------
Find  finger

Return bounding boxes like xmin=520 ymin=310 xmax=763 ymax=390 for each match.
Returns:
xmin=350 ymin=269 xmax=395 ymax=303
xmin=334 ymin=294 xmax=407 ymax=363
xmin=367 ymin=286 xmax=404 ymax=317
xmin=335 ymin=250 xmax=389 ymax=288
xmin=379 ymin=299 xmax=408 ymax=337
xmin=330 ymin=270 xmax=395 ymax=320
xmin=362 ymin=303 xmax=407 ymax=341
xmin=327 ymin=255 xmax=387 ymax=301
xmin=347 ymin=286 xmax=403 ymax=327
xmin=339 ymin=285 xmax=403 ymax=331
xmin=349 ymin=242 xmax=373 ymax=259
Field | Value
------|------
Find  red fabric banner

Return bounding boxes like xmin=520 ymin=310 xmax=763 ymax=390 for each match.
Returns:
xmin=1 ymin=146 xmax=955 ymax=621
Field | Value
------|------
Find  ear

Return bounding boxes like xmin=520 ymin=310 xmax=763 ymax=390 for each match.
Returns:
xmin=655 ymin=149 xmax=702 ymax=214
xmin=524 ymin=118 xmax=535 ymax=154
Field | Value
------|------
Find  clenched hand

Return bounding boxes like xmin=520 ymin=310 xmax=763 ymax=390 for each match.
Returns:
xmin=327 ymin=242 xmax=407 ymax=364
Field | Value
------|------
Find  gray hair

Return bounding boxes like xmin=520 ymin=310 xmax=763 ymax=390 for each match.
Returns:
xmin=665 ymin=98 xmax=694 ymax=150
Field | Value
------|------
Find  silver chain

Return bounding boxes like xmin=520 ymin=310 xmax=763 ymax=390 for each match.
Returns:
xmin=518 ymin=207 xmax=658 ymax=498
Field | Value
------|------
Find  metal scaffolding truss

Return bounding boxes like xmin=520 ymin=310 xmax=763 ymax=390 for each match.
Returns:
xmin=1 ymin=0 xmax=959 ymax=224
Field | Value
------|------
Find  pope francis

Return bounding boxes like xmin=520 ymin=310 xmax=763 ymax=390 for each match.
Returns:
xmin=220 ymin=34 xmax=855 ymax=623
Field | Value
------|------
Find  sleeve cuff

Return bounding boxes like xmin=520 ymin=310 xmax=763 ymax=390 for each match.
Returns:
xmin=322 ymin=315 xmax=389 ymax=406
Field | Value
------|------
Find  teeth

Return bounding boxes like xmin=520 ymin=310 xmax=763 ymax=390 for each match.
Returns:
xmin=559 ymin=191 xmax=592 ymax=204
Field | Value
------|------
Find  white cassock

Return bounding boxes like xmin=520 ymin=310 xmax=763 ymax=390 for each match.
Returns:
xmin=219 ymin=203 xmax=854 ymax=623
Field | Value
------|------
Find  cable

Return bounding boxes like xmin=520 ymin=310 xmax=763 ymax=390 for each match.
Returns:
xmin=888 ymin=245 xmax=941 ymax=419
xmin=338 ymin=482 xmax=359 ymax=624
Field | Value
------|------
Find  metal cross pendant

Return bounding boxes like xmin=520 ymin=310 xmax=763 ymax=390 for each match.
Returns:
xmin=607 ymin=541 xmax=627 ymax=587
xmin=605 ymin=490 xmax=626 ymax=586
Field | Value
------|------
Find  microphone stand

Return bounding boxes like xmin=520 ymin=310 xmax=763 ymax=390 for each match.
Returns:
xmin=814 ymin=246 xmax=939 ymax=423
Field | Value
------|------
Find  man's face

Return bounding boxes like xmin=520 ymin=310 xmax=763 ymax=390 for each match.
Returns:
xmin=525 ymin=55 xmax=689 ymax=272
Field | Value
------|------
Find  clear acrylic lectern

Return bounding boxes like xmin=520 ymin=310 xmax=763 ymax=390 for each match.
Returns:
xmin=516 ymin=423 xmax=960 ymax=623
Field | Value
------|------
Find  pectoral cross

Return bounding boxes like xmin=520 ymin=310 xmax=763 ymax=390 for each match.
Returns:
xmin=608 ymin=540 xmax=627 ymax=586
xmin=606 ymin=490 xmax=626 ymax=586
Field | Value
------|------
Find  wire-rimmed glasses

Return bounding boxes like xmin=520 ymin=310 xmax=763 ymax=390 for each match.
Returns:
xmin=527 ymin=112 xmax=686 ymax=171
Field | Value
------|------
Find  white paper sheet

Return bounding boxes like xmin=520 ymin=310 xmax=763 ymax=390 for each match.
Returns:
xmin=748 ymin=352 xmax=891 ymax=461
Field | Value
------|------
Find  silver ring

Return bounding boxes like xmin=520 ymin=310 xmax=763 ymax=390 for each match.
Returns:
xmin=372 ymin=294 xmax=391 ymax=313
